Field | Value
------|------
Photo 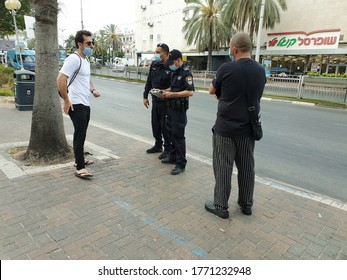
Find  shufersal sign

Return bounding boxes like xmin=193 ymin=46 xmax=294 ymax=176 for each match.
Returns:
xmin=267 ymin=29 xmax=340 ymax=50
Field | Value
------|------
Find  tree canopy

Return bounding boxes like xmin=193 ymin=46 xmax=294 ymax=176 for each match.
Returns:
xmin=183 ymin=0 xmax=231 ymax=71
xmin=222 ymin=0 xmax=287 ymax=43
xmin=0 ymin=0 xmax=32 ymax=37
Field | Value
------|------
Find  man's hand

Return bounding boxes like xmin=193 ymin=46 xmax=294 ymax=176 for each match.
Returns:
xmin=144 ymin=98 xmax=150 ymax=108
xmin=92 ymin=89 xmax=101 ymax=98
xmin=162 ymin=90 xmax=172 ymax=99
xmin=63 ymin=100 xmax=73 ymax=114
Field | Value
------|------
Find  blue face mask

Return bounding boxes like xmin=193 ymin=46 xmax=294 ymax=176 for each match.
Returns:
xmin=154 ymin=54 xmax=161 ymax=61
xmin=169 ymin=64 xmax=178 ymax=71
xmin=82 ymin=47 xmax=93 ymax=57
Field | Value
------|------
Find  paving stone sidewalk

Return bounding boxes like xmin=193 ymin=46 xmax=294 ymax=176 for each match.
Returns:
xmin=0 ymin=103 xmax=346 ymax=260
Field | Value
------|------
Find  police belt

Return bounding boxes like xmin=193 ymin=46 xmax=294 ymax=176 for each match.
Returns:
xmin=166 ymin=97 xmax=189 ymax=111
xmin=152 ymin=95 xmax=165 ymax=102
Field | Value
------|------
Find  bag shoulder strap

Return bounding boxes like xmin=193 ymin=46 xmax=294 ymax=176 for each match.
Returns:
xmin=237 ymin=59 xmax=258 ymax=122
xmin=67 ymin=53 xmax=82 ymax=89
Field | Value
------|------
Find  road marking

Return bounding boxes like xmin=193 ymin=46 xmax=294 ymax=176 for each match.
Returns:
xmin=89 ymin=120 xmax=347 ymax=212
xmin=112 ymin=198 xmax=208 ymax=259
xmin=1 ymin=120 xmax=345 ymax=212
xmin=333 ymin=123 xmax=347 ymax=127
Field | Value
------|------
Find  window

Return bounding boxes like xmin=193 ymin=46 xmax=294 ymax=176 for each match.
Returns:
xmin=157 ymin=34 xmax=161 ymax=42
xmin=150 ymin=34 xmax=154 ymax=40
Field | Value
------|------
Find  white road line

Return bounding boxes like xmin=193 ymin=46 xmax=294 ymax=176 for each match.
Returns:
xmin=89 ymin=120 xmax=347 ymax=212
xmin=1 ymin=120 xmax=345 ymax=212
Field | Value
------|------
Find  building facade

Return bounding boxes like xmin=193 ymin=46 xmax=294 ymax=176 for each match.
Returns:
xmin=134 ymin=0 xmax=191 ymax=63
xmin=257 ymin=0 xmax=347 ymax=75
xmin=135 ymin=0 xmax=347 ymax=73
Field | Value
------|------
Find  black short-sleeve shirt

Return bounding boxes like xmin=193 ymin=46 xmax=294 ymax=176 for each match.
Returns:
xmin=213 ymin=58 xmax=266 ymax=137
xmin=143 ymin=61 xmax=172 ymax=98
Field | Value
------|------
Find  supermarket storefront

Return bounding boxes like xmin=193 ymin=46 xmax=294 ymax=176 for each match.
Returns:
xmin=259 ymin=29 xmax=347 ymax=75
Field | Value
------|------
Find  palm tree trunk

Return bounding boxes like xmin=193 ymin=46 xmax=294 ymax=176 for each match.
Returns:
xmin=207 ymin=26 xmax=213 ymax=71
xmin=250 ymin=20 xmax=256 ymax=49
xmin=24 ymin=0 xmax=71 ymax=161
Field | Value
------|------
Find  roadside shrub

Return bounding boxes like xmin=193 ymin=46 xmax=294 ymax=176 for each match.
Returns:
xmin=307 ymin=71 xmax=347 ymax=78
xmin=0 ymin=89 xmax=14 ymax=96
xmin=0 ymin=65 xmax=15 ymax=95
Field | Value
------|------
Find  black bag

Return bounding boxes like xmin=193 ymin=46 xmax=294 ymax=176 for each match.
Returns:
xmin=248 ymin=106 xmax=263 ymax=141
xmin=251 ymin=120 xmax=263 ymax=141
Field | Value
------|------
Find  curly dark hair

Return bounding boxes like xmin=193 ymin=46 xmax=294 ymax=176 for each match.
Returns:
xmin=75 ymin=30 xmax=92 ymax=48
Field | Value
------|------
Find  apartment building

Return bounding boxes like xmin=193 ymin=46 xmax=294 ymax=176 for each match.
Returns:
xmin=134 ymin=0 xmax=192 ymax=64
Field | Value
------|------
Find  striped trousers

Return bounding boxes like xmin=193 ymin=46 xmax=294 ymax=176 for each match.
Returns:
xmin=212 ymin=133 xmax=255 ymax=211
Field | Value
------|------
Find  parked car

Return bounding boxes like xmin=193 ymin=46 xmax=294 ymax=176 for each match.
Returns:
xmin=112 ymin=63 xmax=126 ymax=72
xmin=139 ymin=58 xmax=155 ymax=67
xmin=91 ymin=61 xmax=101 ymax=69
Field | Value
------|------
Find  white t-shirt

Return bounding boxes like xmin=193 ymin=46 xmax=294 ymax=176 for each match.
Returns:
xmin=60 ymin=53 xmax=91 ymax=106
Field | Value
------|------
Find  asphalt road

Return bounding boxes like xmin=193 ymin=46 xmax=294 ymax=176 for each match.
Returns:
xmin=90 ymin=77 xmax=347 ymax=202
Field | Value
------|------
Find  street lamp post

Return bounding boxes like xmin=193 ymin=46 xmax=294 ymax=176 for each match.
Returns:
xmin=59 ymin=28 xmax=66 ymax=47
xmin=80 ymin=0 xmax=84 ymax=30
xmin=5 ymin=0 xmax=24 ymax=70
xmin=255 ymin=0 xmax=266 ymax=63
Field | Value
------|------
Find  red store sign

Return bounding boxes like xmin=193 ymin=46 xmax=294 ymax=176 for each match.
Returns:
xmin=267 ymin=29 xmax=340 ymax=50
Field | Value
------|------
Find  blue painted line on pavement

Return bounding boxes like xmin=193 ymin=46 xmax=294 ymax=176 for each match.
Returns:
xmin=112 ymin=198 xmax=209 ymax=259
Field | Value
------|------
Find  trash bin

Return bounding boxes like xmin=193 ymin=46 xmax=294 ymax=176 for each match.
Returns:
xmin=14 ymin=70 xmax=35 ymax=111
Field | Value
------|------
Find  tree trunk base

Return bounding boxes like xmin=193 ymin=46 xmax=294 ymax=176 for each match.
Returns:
xmin=9 ymin=146 xmax=74 ymax=166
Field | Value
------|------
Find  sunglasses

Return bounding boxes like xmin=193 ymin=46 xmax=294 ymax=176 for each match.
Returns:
xmin=84 ymin=41 xmax=94 ymax=46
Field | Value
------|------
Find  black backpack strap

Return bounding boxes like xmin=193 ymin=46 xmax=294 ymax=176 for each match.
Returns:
xmin=67 ymin=53 xmax=82 ymax=89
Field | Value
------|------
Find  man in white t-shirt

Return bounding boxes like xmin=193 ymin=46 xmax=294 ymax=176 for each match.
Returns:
xmin=57 ymin=30 xmax=101 ymax=179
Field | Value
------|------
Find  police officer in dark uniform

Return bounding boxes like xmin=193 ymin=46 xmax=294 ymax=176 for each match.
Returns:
xmin=143 ymin=43 xmax=172 ymax=160
xmin=162 ymin=49 xmax=195 ymax=175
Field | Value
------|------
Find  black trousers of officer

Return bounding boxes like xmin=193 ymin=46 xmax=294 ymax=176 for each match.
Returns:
xmin=167 ymin=106 xmax=187 ymax=169
xmin=212 ymin=133 xmax=255 ymax=211
xmin=68 ymin=104 xmax=90 ymax=170
xmin=152 ymin=98 xmax=170 ymax=151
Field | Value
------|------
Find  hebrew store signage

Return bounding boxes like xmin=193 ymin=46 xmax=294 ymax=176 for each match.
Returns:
xmin=267 ymin=29 xmax=340 ymax=50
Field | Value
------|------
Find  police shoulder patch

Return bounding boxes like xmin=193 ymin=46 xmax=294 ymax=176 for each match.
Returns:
xmin=186 ymin=76 xmax=193 ymax=85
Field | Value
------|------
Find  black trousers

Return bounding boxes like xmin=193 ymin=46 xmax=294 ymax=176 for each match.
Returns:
xmin=167 ymin=107 xmax=187 ymax=168
xmin=152 ymin=99 xmax=170 ymax=151
xmin=69 ymin=104 xmax=90 ymax=170
xmin=212 ymin=133 xmax=255 ymax=211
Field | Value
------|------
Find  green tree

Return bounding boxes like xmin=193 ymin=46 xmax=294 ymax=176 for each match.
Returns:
xmin=93 ymin=29 xmax=108 ymax=64
xmin=0 ymin=0 xmax=32 ymax=36
xmin=103 ymin=24 xmax=122 ymax=63
xmin=64 ymin=34 xmax=75 ymax=50
xmin=222 ymin=0 xmax=287 ymax=44
xmin=24 ymin=0 xmax=71 ymax=162
xmin=183 ymin=0 xmax=231 ymax=71
xmin=27 ymin=37 xmax=35 ymax=49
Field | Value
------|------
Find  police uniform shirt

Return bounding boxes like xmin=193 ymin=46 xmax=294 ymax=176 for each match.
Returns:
xmin=170 ymin=65 xmax=195 ymax=93
xmin=143 ymin=61 xmax=171 ymax=99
